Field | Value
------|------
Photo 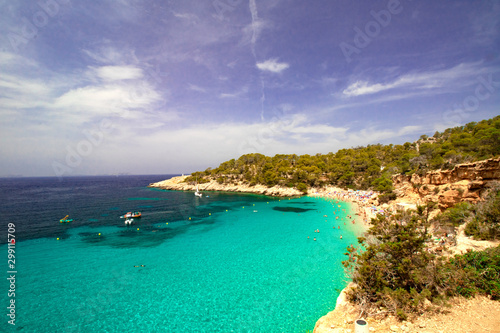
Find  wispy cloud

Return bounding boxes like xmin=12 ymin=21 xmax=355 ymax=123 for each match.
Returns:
xmin=256 ymin=58 xmax=289 ymax=73
xmin=188 ymin=84 xmax=207 ymax=93
xmin=83 ymin=46 xmax=138 ymax=65
xmin=342 ymin=62 xmax=489 ymax=97
xmin=219 ymin=86 xmax=249 ymax=99
xmin=92 ymin=66 xmax=144 ymax=81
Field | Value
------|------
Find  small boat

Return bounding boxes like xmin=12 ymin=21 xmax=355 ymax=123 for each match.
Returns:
xmin=120 ymin=212 xmax=142 ymax=218
xmin=124 ymin=218 xmax=133 ymax=225
xmin=194 ymin=183 xmax=202 ymax=198
xmin=60 ymin=215 xmax=73 ymax=223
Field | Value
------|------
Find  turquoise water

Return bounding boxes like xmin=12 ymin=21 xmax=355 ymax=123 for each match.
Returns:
xmin=2 ymin=191 xmax=363 ymax=332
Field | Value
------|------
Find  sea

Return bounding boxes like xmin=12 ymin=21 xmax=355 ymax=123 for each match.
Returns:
xmin=0 ymin=175 xmax=364 ymax=332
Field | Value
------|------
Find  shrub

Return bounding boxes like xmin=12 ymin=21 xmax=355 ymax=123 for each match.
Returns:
xmin=378 ymin=191 xmax=396 ymax=204
xmin=342 ymin=206 xmax=441 ymax=319
xmin=437 ymin=201 xmax=473 ymax=227
xmin=464 ymin=187 xmax=500 ymax=240
xmin=296 ymin=182 xmax=308 ymax=194
xmin=444 ymin=245 xmax=500 ymax=300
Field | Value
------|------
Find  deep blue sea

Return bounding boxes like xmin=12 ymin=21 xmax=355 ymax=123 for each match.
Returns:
xmin=0 ymin=175 xmax=363 ymax=332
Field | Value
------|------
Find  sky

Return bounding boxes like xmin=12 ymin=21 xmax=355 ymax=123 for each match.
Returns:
xmin=0 ymin=0 xmax=499 ymax=177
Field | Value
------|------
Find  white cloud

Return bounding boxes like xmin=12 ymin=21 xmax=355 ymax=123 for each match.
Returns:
xmin=82 ymin=46 xmax=139 ymax=65
xmin=343 ymin=81 xmax=397 ymax=97
xmin=219 ymin=86 xmax=248 ymax=99
xmin=188 ymin=84 xmax=207 ymax=93
xmin=342 ymin=62 xmax=488 ymax=97
xmin=173 ymin=12 xmax=198 ymax=21
xmin=256 ymin=58 xmax=289 ymax=73
xmin=92 ymin=66 xmax=143 ymax=81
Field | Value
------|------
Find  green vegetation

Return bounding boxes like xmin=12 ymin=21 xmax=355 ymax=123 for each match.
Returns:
xmin=187 ymin=116 xmax=500 ymax=194
xmin=343 ymin=194 xmax=500 ymax=320
xmin=428 ymin=184 xmax=500 ymax=241
xmin=444 ymin=246 xmax=500 ymax=300
xmin=343 ymin=205 xmax=442 ymax=320
xmin=464 ymin=185 xmax=500 ymax=240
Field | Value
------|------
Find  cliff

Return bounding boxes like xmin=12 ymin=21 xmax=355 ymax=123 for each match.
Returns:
xmin=392 ymin=157 xmax=500 ymax=209
xmin=148 ymin=175 xmax=303 ymax=197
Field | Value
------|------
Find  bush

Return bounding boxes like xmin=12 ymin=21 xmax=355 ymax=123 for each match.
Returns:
xmin=296 ymin=182 xmax=308 ymax=194
xmin=437 ymin=201 xmax=473 ymax=227
xmin=464 ymin=187 xmax=500 ymax=240
xmin=378 ymin=191 xmax=396 ymax=204
xmin=343 ymin=206 xmax=441 ymax=319
xmin=444 ymin=245 xmax=500 ymax=300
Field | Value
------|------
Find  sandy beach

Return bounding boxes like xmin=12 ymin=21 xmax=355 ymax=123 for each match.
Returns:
xmin=308 ymin=186 xmax=381 ymax=230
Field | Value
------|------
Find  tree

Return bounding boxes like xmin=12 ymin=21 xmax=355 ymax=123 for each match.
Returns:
xmin=343 ymin=205 xmax=443 ymax=319
xmin=296 ymin=182 xmax=308 ymax=194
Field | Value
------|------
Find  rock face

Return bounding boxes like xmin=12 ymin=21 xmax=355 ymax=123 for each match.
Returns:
xmin=392 ymin=157 xmax=500 ymax=209
xmin=149 ymin=176 xmax=303 ymax=197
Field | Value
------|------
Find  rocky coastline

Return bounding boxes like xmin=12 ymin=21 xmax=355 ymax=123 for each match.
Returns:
xmin=148 ymin=175 xmax=304 ymax=196
xmin=392 ymin=156 xmax=500 ymax=210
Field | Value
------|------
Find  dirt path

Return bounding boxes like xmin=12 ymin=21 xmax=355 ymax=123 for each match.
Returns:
xmin=449 ymin=224 xmax=500 ymax=256
xmin=314 ymin=296 xmax=500 ymax=333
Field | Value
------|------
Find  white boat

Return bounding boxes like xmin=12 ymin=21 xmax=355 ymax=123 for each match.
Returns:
xmin=195 ymin=183 xmax=202 ymax=197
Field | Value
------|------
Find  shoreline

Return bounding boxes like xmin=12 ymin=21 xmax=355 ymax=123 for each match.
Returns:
xmin=308 ymin=186 xmax=380 ymax=230
xmin=148 ymin=175 xmax=304 ymax=197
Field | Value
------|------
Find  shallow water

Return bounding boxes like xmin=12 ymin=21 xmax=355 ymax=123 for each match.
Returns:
xmin=0 ymin=176 xmax=363 ymax=332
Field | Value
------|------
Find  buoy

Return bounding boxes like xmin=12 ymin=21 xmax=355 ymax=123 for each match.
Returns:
xmin=209 ymin=213 xmax=211 ymax=215
xmin=98 ymin=233 xmax=101 ymax=236
xmin=57 ymin=238 xmax=59 ymax=240
xmin=137 ymin=228 xmax=139 ymax=231
xmin=189 ymin=217 xmax=191 ymax=220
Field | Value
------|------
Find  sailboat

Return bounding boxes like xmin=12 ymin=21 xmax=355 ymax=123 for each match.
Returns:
xmin=195 ymin=183 xmax=202 ymax=197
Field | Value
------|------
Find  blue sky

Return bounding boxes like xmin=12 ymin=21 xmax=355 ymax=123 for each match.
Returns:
xmin=1 ymin=0 xmax=499 ymax=177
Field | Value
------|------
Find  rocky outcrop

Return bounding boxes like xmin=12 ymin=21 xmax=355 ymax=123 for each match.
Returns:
xmin=392 ymin=157 xmax=500 ymax=210
xmin=149 ymin=175 xmax=303 ymax=197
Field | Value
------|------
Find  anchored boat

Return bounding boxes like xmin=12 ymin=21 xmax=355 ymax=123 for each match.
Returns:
xmin=60 ymin=215 xmax=73 ymax=223
xmin=195 ymin=184 xmax=202 ymax=197
xmin=120 ymin=212 xmax=142 ymax=218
